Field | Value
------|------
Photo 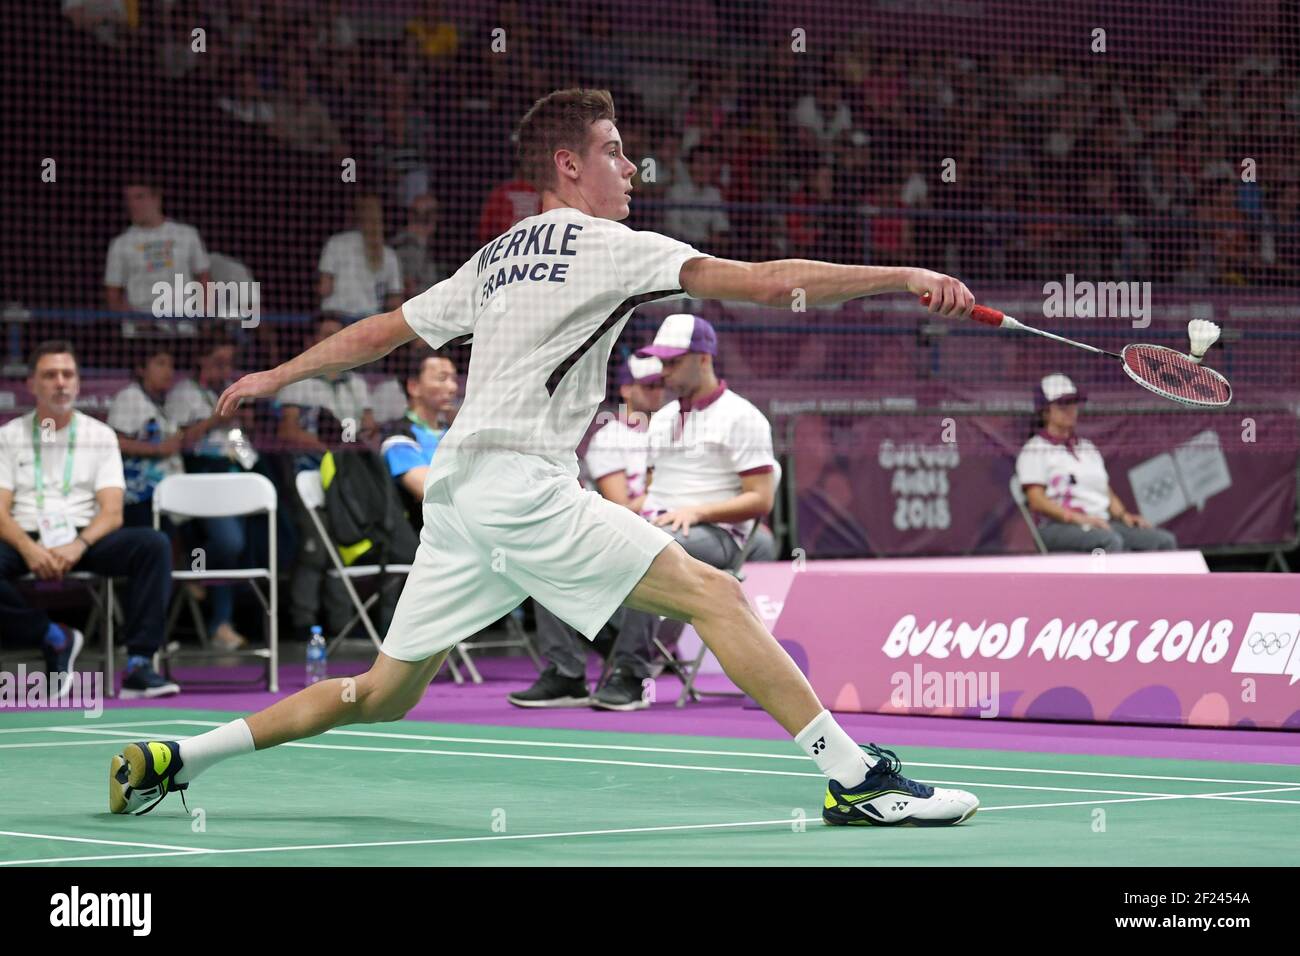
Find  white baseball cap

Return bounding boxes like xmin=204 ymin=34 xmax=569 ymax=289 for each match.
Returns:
xmin=637 ymin=314 xmax=718 ymax=359
xmin=616 ymin=355 xmax=663 ymax=386
xmin=1036 ymin=373 xmax=1087 ymax=408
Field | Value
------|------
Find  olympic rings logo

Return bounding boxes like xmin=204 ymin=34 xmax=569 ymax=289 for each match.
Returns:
xmin=1247 ymin=631 xmax=1292 ymax=655
xmin=1138 ymin=476 xmax=1179 ymax=503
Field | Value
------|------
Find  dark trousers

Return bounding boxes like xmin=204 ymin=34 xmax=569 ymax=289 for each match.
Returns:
xmin=534 ymin=602 xmax=661 ymax=681
xmin=0 ymin=528 xmax=172 ymax=657
xmin=532 ymin=523 xmax=743 ymax=681
xmin=288 ymin=503 xmax=366 ymax=634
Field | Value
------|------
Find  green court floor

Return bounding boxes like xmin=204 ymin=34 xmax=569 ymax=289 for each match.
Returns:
xmin=2 ymin=708 xmax=1298 ymax=866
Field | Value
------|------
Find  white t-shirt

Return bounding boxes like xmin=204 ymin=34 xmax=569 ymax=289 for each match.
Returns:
xmin=643 ymin=385 xmax=779 ymax=546
xmin=791 ymin=94 xmax=853 ymax=143
xmin=584 ymin=418 xmax=651 ymax=500
xmin=165 ymin=378 xmax=228 ymax=458
xmin=318 ymin=231 xmax=403 ymax=318
xmin=105 ymin=220 xmax=211 ymax=313
xmin=664 ymin=180 xmax=730 ymax=246
xmin=108 ymin=381 xmax=183 ymax=505
xmin=368 ymin=378 xmax=409 ymax=426
xmin=400 ymin=207 xmax=705 ymax=491
xmin=1016 ymin=432 xmax=1112 ymax=521
xmin=0 ymin=411 xmax=125 ymax=532
xmin=276 ymin=373 xmax=371 ymax=434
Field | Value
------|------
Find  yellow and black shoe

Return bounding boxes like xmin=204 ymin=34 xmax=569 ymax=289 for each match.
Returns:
xmin=822 ymin=744 xmax=978 ymax=827
xmin=109 ymin=741 xmax=188 ymax=816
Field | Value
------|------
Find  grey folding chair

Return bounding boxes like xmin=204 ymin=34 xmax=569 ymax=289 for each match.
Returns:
xmin=12 ymin=571 xmax=117 ymax=696
xmin=295 ymin=468 xmax=480 ymax=684
xmin=652 ymin=518 xmax=761 ymax=707
xmin=459 ymin=609 xmax=541 ymax=677
xmin=1009 ymin=474 xmax=1049 ymax=554
xmin=154 ymin=472 xmax=279 ymax=691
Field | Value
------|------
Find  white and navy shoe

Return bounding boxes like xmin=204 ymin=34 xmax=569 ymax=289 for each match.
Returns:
xmin=109 ymin=741 xmax=188 ymax=815
xmin=822 ymin=744 xmax=978 ymax=827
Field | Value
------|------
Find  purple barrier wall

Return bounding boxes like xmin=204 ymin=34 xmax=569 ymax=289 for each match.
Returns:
xmin=771 ymin=569 xmax=1300 ymax=729
xmin=790 ymin=411 xmax=1300 ymax=556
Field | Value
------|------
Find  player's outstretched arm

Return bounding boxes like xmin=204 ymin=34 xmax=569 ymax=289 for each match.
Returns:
xmin=216 ymin=307 xmax=418 ymax=415
xmin=678 ymin=257 xmax=975 ymax=316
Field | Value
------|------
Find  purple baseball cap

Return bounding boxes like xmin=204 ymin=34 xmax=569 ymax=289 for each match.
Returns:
xmin=636 ymin=314 xmax=717 ymax=359
xmin=616 ymin=355 xmax=664 ymax=387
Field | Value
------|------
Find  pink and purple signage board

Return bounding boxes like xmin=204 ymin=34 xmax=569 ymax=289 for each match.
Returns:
xmin=767 ymin=569 xmax=1300 ymax=730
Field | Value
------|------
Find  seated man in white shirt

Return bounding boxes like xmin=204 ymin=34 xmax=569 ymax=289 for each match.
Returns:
xmin=663 ymin=145 xmax=731 ymax=254
xmin=0 ymin=341 xmax=179 ymax=699
xmin=1016 ymin=373 xmax=1177 ymax=553
xmin=318 ymin=195 xmax=404 ymax=321
xmin=508 ymin=356 xmax=667 ymax=711
xmin=104 ymin=179 xmax=211 ymax=314
xmin=638 ymin=315 xmax=780 ymax=571
xmin=277 ymin=317 xmax=380 ymax=473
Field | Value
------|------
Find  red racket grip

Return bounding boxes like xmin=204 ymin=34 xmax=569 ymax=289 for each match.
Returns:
xmin=919 ymin=293 xmax=1005 ymax=327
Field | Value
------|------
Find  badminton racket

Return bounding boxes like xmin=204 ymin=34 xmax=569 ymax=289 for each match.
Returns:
xmin=919 ymin=293 xmax=1233 ymax=408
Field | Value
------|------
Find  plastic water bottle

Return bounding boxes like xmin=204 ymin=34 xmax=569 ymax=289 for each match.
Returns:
xmin=306 ymin=626 xmax=328 ymax=684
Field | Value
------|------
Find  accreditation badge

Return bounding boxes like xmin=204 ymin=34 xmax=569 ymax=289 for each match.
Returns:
xmin=37 ymin=508 xmax=77 ymax=548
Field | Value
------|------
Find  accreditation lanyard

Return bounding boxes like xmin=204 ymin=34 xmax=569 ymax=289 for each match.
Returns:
xmin=405 ymin=409 xmax=438 ymax=432
xmin=32 ymin=412 xmax=77 ymax=510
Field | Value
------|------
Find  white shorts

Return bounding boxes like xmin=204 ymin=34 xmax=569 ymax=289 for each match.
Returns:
xmin=381 ymin=450 xmax=674 ymax=662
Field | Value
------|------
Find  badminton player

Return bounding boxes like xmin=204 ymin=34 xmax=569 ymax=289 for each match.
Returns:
xmin=108 ymin=89 xmax=979 ymax=828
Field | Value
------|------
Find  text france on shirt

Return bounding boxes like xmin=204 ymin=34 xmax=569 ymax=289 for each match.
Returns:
xmin=476 ymin=221 xmax=582 ymax=306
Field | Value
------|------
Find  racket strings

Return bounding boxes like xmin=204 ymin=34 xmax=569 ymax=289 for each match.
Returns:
xmin=1123 ymin=344 xmax=1231 ymax=405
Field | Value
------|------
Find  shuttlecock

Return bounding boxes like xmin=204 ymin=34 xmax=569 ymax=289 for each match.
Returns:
xmin=1188 ymin=319 xmax=1220 ymax=364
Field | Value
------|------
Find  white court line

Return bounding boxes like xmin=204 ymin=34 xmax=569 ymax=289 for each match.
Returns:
xmin=43 ymin=726 xmax=190 ymax=738
xmin=14 ymin=726 xmax=1300 ymax=801
xmin=907 ymin=761 xmax=1300 ymax=788
xmin=977 ymin=790 xmax=1300 ymax=811
xmin=27 ymin=722 xmax=1300 ymax=789
xmin=11 ymin=780 xmax=1300 ymax=867
xmin=981 ymin=796 xmax=1188 ymax=812
xmin=0 ymin=850 xmax=207 ymax=866
xmin=0 ymin=740 xmax=140 ymax=750
xmin=5 ymin=778 xmax=1298 ymax=867
xmin=0 ymin=830 xmax=212 ymax=853
xmin=0 ymin=719 xmax=203 ymax=735
xmin=1191 ymin=793 xmax=1300 ymax=805
xmin=0 ymin=818 xmax=821 ymax=866
xmin=282 ymin=740 xmax=1300 ymax=802
xmin=315 ymin=728 xmax=1300 ymax=789
xmin=12 ymin=717 xmax=1300 ymax=788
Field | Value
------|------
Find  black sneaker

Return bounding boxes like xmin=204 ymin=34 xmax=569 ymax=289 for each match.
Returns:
xmin=591 ymin=670 xmax=650 ymax=712
xmin=507 ymin=667 xmax=590 ymax=708
xmin=42 ymin=624 xmax=84 ymax=702
xmin=120 ymin=662 xmax=181 ymax=700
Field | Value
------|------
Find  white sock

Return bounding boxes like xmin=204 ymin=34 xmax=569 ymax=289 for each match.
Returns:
xmin=794 ymin=709 xmax=874 ymax=787
xmin=175 ymin=718 xmax=256 ymax=785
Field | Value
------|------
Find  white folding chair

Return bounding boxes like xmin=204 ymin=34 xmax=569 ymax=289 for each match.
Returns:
xmin=295 ymin=469 xmax=478 ymax=684
xmin=1009 ymin=474 xmax=1049 ymax=554
xmin=153 ymin=473 xmax=279 ymax=691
